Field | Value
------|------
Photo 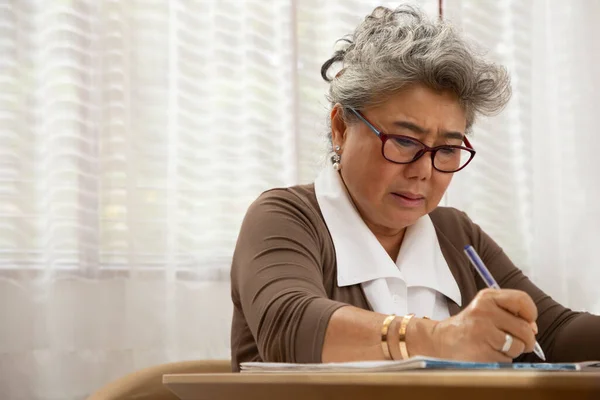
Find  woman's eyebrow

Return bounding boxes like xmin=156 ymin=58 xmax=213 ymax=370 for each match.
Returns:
xmin=391 ymin=120 xmax=465 ymax=140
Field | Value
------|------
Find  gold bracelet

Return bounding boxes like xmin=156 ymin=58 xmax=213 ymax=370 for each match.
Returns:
xmin=398 ymin=313 xmax=415 ymax=360
xmin=380 ymin=314 xmax=396 ymax=360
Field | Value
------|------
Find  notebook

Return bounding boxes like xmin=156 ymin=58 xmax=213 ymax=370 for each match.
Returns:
xmin=240 ymin=357 xmax=600 ymax=373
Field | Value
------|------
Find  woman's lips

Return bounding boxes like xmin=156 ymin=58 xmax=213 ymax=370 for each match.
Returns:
xmin=391 ymin=192 xmax=425 ymax=208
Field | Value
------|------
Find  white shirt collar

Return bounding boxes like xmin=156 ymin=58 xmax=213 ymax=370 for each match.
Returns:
xmin=314 ymin=167 xmax=462 ymax=307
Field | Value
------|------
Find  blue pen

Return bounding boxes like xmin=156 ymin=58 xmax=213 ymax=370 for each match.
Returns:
xmin=464 ymin=245 xmax=546 ymax=361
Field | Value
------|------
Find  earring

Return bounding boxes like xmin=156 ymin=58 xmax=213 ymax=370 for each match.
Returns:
xmin=332 ymin=145 xmax=341 ymax=171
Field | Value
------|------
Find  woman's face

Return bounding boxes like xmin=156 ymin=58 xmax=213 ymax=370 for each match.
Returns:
xmin=331 ymin=84 xmax=467 ymax=235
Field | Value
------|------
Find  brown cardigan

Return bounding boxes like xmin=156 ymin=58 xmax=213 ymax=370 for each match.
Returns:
xmin=230 ymin=184 xmax=600 ymax=371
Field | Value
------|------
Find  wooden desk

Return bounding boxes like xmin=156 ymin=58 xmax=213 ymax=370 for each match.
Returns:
xmin=163 ymin=371 xmax=600 ymax=400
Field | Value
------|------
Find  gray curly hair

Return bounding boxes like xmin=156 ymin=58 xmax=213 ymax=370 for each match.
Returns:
xmin=321 ymin=5 xmax=511 ymax=139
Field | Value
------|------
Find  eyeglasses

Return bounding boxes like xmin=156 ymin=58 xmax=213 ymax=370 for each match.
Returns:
xmin=348 ymin=107 xmax=476 ymax=173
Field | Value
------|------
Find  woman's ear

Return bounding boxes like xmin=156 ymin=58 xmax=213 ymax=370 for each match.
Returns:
xmin=330 ymin=104 xmax=347 ymax=150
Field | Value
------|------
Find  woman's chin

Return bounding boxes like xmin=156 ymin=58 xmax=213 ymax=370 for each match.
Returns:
xmin=386 ymin=209 xmax=426 ymax=228
xmin=381 ymin=195 xmax=428 ymax=225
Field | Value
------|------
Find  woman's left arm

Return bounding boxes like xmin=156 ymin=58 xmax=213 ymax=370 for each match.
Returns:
xmin=470 ymin=218 xmax=600 ymax=362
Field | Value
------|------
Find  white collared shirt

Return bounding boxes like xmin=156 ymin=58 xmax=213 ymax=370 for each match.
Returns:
xmin=314 ymin=167 xmax=462 ymax=319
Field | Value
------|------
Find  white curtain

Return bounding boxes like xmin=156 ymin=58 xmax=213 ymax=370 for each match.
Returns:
xmin=444 ymin=0 xmax=600 ymax=313
xmin=0 ymin=1 xmax=434 ymax=399
xmin=1 ymin=1 xmax=598 ymax=399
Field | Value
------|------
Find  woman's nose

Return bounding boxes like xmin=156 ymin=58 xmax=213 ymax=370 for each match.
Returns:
xmin=403 ymin=151 xmax=434 ymax=180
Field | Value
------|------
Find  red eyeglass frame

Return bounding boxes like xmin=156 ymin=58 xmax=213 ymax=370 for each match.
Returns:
xmin=347 ymin=107 xmax=476 ymax=173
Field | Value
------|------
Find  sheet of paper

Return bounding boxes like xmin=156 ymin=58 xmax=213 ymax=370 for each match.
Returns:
xmin=240 ymin=356 xmax=600 ymax=373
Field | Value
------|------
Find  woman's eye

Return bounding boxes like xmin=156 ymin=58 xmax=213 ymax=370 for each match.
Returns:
xmin=439 ymin=147 xmax=457 ymax=155
xmin=391 ymin=137 xmax=419 ymax=148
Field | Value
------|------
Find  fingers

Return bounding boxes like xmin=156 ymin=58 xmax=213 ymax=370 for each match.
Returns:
xmin=436 ymin=289 xmax=540 ymax=363
xmin=490 ymin=307 xmax=536 ymax=352
xmin=468 ymin=289 xmax=538 ymax=359
xmin=487 ymin=289 xmax=538 ymax=323
xmin=489 ymin=331 xmax=526 ymax=359
xmin=530 ymin=321 xmax=539 ymax=335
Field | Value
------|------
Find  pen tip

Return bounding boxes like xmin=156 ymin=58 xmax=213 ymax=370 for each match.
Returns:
xmin=534 ymin=343 xmax=546 ymax=361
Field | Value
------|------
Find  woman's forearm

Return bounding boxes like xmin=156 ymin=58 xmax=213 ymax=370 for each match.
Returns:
xmin=545 ymin=312 xmax=600 ymax=362
xmin=321 ymin=305 xmax=437 ymax=362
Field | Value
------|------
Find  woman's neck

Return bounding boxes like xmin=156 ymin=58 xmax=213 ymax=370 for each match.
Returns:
xmin=372 ymin=226 xmax=406 ymax=261
xmin=359 ymin=215 xmax=407 ymax=260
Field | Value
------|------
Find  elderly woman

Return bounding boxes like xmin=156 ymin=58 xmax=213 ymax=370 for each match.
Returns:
xmin=230 ymin=6 xmax=600 ymax=371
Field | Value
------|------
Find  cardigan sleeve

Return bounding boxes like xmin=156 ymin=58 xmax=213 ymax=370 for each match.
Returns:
xmin=230 ymin=189 xmax=347 ymax=366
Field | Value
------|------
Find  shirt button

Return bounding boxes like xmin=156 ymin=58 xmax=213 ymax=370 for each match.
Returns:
xmin=392 ymin=295 xmax=401 ymax=303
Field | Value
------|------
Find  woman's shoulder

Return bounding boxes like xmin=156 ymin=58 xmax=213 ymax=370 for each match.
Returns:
xmin=249 ymin=183 xmax=323 ymax=219
xmin=430 ymin=205 xmax=470 ymax=223
xmin=429 ymin=206 xmax=478 ymax=242
xmin=255 ymin=183 xmax=318 ymax=204
xmin=233 ymin=183 xmax=335 ymax=283
xmin=242 ymin=183 xmax=328 ymax=240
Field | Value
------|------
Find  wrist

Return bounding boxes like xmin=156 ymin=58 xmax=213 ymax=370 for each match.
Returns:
xmin=405 ymin=317 xmax=438 ymax=358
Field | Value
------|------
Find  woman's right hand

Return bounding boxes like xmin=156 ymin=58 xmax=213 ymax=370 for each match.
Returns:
xmin=427 ymin=288 xmax=539 ymax=362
